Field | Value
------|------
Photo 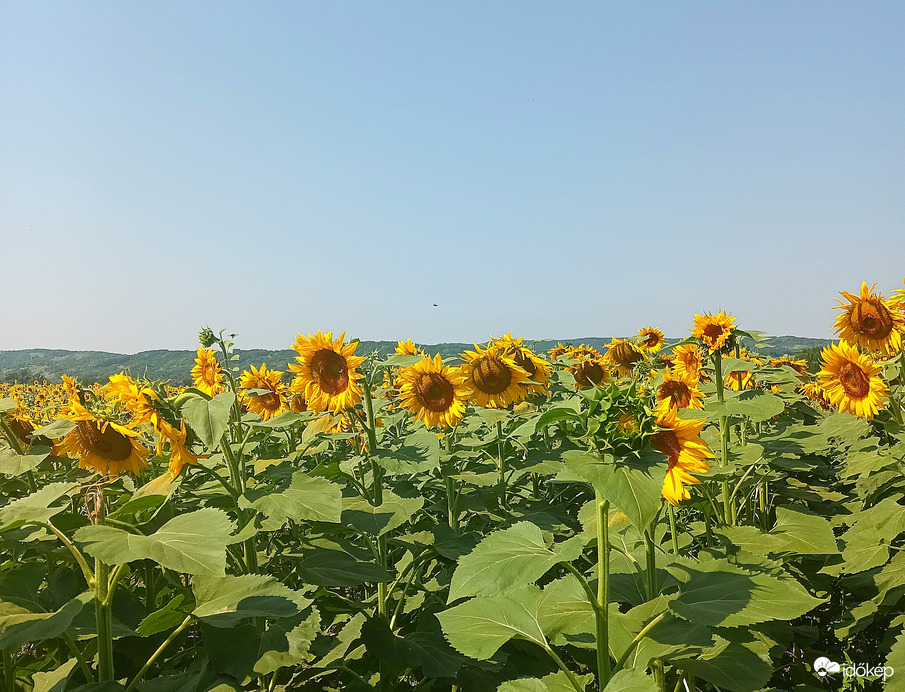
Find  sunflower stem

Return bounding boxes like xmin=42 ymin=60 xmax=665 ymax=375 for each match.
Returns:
xmin=496 ymin=421 xmax=508 ymax=509
xmin=668 ymin=504 xmax=680 ymax=555
xmin=596 ymin=493 xmax=611 ymax=685
xmin=644 ymin=527 xmax=658 ymax=599
xmin=94 ymin=498 xmax=115 ymax=682
xmin=713 ymin=352 xmax=732 ymax=524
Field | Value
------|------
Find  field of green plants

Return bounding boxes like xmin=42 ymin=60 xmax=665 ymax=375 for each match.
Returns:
xmin=1 ymin=281 xmax=905 ymax=692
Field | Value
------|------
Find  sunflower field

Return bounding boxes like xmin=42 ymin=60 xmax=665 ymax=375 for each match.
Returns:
xmin=2 ymin=280 xmax=905 ymax=692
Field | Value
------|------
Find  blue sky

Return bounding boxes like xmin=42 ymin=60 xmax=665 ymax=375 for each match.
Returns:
xmin=1 ymin=2 xmax=903 ymax=352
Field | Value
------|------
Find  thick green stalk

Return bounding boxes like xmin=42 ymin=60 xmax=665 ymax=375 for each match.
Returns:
xmin=668 ymin=505 xmax=679 ymax=555
xmin=362 ymin=375 xmax=387 ymax=624
xmin=644 ymin=528 xmax=658 ymax=600
xmin=712 ymin=354 xmax=732 ymax=524
xmin=445 ymin=435 xmax=459 ymax=531
xmin=596 ymin=494 xmax=611 ymax=685
xmin=542 ymin=643 xmax=585 ymax=692
xmin=496 ymin=421 xmax=507 ymax=508
xmin=612 ymin=612 xmax=668 ymax=674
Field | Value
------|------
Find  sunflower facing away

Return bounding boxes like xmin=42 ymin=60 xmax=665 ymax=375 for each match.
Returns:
xmin=289 ymin=331 xmax=365 ymax=414
xmin=192 ymin=347 xmax=224 ymax=396
xmin=650 ymin=405 xmax=714 ymax=506
xmin=240 ymin=363 xmax=287 ymax=421
xmin=769 ymin=357 xmax=808 ymax=376
xmin=834 ymin=282 xmax=904 ymax=357
xmin=637 ymin=326 xmax=666 ymax=354
xmin=58 ymin=401 xmax=150 ymax=476
xmin=605 ymin=339 xmax=647 ymax=377
xmin=160 ymin=421 xmax=203 ymax=478
xmin=398 ymin=354 xmax=470 ymax=428
xmin=800 ymin=381 xmax=833 ymax=411
xmin=568 ymin=351 xmax=611 ymax=389
xmin=817 ymin=342 xmax=887 ymax=418
xmin=492 ymin=332 xmax=552 ymax=393
xmin=458 ymin=344 xmax=530 ymax=408
xmin=656 ymin=369 xmax=704 ymax=410
xmin=691 ymin=311 xmax=736 ymax=353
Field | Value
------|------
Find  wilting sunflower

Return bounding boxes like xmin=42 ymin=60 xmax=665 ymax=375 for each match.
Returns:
xmin=105 ymin=373 xmax=160 ymax=426
xmin=671 ymin=345 xmax=704 ymax=385
xmin=61 ymin=375 xmax=80 ymax=402
xmin=160 ymin=421 xmax=202 ymax=478
xmin=834 ymin=282 xmax=904 ymax=357
xmin=691 ymin=311 xmax=736 ymax=353
xmin=58 ymin=401 xmax=150 ymax=476
xmin=289 ymin=331 xmax=365 ymax=414
xmin=769 ymin=357 xmax=808 ymax=375
xmin=817 ymin=342 xmax=887 ymax=418
xmin=492 ymin=333 xmax=552 ymax=393
xmin=637 ymin=326 xmax=666 ymax=354
xmin=398 ymin=354 xmax=469 ymax=428
xmin=800 ymin=381 xmax=832 ymax=410
xmin=459 ymin=344 xmax=530 ymax=408
xmin=192 ymin=348 xmax=224 ymax=396
xmin=650 ymin=405 xmax=714 ymax=506
xmin=548 ymin=343 xmax=571 ymax=359
xmin=656 ymin=369 xmax=704 ymax=410
xmin=725 ymin=369 xmax=755 ymax=391
xmin=605 ymin=339 xmax=647 ymax=377
xmin=240 ymin=363 xmax=287 ymax=421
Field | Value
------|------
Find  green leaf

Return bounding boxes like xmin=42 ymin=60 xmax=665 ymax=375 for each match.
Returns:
xmin=0 ymin=398 xmax=17 ymax=412
xmin=30 ymin=419 xmax=76 ymax=439
xmin=405 ymin=631 xmax=465 ymax=679
xmin=137 ymin=595 xmax=191 ymax=636
xmin=381 ymin=354 xmax=423 ymax=368
xmin=0 ymin=592 xmax=92 ymax=650
xmin=534 ymin=406 xmax=582 ymax=431
xmin=672 ymin=635 xmax=773 ymax=692
xmin=181 ymin=392 xmax=236 ymax=447
xmin=770 ymin=506 xmax=838 ymax=555
xmin=0 ymin=445 xmax=51 ymax=477
xmin=341 ymin=492 xmax=423 ymax=537
xmin=293 ymin=549 xmax=393 ymax=587
xmin=192 ymin=574 xmax=311 ymax=627
xmin=240 ymin=470 xmax=342 ymax=526
xmin=250 ymin=411 xmax=311 ymax=429
xmin=437 ymin=586 xmax=547 ymax=660
xmin=667 ymin=559 xmax=824 ymax=627
xmin=497 ymin=679 xmax=547 ymax=691
xmin=708 ymin=390 xmax=785 ymax=423
xmin=539 ymin=575 xmax=595 ymax=638
xmin=449 ymin=522 xmax=582 ymax=602
xmin=885 ymin=630 xmax=905 ymax=692
xmin=562 ymin=450 xmax=666 ymax=531
xmin=74 ymin=508 xmax=233 ymax=576
xmin=31 ymin=658 xmax=78 ymax=692
xmin=603 ymin=669 xmax=658 ymax=692
xmin=0 ymin=482 xmax=79 ymax=530
xmin=373 ymin=432 xmax=440 ymax=474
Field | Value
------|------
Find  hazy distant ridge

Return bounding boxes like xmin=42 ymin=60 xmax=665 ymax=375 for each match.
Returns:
xmin=0 ymin=336 xmax=831 ymax=384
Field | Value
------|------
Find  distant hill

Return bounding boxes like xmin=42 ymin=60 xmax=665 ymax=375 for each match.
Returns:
xmin=0 ymin=336 xmax=832 ymax=384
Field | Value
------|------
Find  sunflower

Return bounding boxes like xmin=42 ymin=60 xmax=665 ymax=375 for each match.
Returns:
xmin=160 ymin=421 xmax=202 ymax=478
xmin=548 ymin=343 xmax=571 ymax=359
xmin=671 ymin=344 xmax=704 ymax=385
xmin=240 ymin=363 xmax=287 ymax=421
xmin=61 ymin=375 xmax=80 ymax=403
xmin=105 ymin=373 xmax=159 ymax=426
xmin=890 ymin=278 xmax=905 ymax=310
xmin=458 ymin=344 xmax=530 ymax=408
xmin=397 ymin=354 xmax=469 ymax=428
xmin=769 ymin=357 xmax=808 ymax=375
xmin=650 ymin=405 xmax=714 ymax=506
xmin=799 ymin=381 xmax=833 ymax=410
xmin=834 ymin=282 xmax=904 ymax=357
xmin=289 ymin=331 xmax=365 ymax=414
xmin=395 ymin=339 xmax=424 ymax=356
xmin=691 ymin=312 xmax=736 ymax=353
xmin=58 ymin=401 xmax=150 ymax=476
xmin=637 ymin=326 xmax=666 ymax=354
xmin=192 ymin=348 xmax=224 ymax=396
xmin=492 ymin=333 xmax=552 ymax=393
xmin=817 ymin=342 xmax=887 ymax=418
xmin=605 ymin=339 xmax=647 ymax=377
xmin=656 ymin=369 xmax=704 ymax=410
xmin=568 ymin=352 xmax=611 ymax=389
xmin=725 ymin=370 xmax=755 ymax=391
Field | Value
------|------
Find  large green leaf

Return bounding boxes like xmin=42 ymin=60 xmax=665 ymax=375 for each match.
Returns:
xmin=885 ymin=630 xmax=905 ymax=692
xmin=181 ymin=392 xmax=236 ymax=448
xmin=449 ymin=522 xmax=582 ymax=601
xmin=192 ymin=574 xmax=311 ymax=627
xmin=31 ymin=658 xmax=78 ymax=692
xmin=672 ymin=634 xmax=773 ymax=692
xmin=667 ymin=559 xmax=824 ymax=627
xmin=0 ymin=482 xmax=79 ymax=530
xmin=770 ymin=506 xmax=838 ymax=555
xmin=341 ymin=492 xmax=423 ymax=537
xmin=498 ymin=671 xmax=595 ymax=691
xmin=293 ymin=549 xmax=393 ymax=587
xmin=708 ymin=390 xmax=785 ymax=423
xmin=0 ymin=445 xmax=51 ymax=477
xmin=437 ymin=586 xmax=547 ymax=660
xmin=74 ymin=508 xmax=233 ymax=576
xmin=603 ymin=669 xmax=658 ymax=692
xmin=539 ymin=574 xmax=595 ymax=639
xmin=373 ymin=432 xmax=440 ymax=474
xmin=0 ymin=592 xmax=92 ymax=650
xmin=240 ymin=470 xmax=341 ymax=526
xmin=562 ymin=450 xmax=666 ymax=531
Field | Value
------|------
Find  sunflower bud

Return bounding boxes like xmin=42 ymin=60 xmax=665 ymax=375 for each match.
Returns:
xmin=198 ymin=327 xmax=217 ymax=348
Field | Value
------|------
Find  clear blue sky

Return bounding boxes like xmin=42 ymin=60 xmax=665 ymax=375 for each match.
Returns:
xmin=2 ymin=2 xmax=903 ymax=353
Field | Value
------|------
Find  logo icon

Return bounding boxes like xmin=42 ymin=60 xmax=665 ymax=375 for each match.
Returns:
xmin=815 ymin=657 xmax=841 ymax=677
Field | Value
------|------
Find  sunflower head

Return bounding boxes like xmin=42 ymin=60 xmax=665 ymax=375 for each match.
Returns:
xmin=769 ymin=357 xmax=808 ymax=376
xmin=398 ymin=354 xmax=470 ymax=428
xmin=799 ymin=381 xmax=833 ymax=410
xmin=492 ymin=333 xmax=552 ymax=393
xmin=817 ymin=341 xmax=887 ymax=418
xmin=656 ymin=369 xmax=704 ymax=410
xmin=191 ymin=348 xmax=223 ymax=396
xmin=671 ymin=344 xmax=705 ymax=385
xmin=458 ymin=344 xmax=531 ymax=409
xmin=691 ymin=312 xmax=736 ymax=354
xmin=240 ymin=363 xmax=287 ymax=421
xmin=588 ymin=383 xmax=657 ymax=456
xmin=725 ymin=368 xmax=755 ymax=391
xmin=833 ymin=282 xmax=904 ymax=357
xmin=605 ymin=339 xmax=647 ymax=377
xmin=288 ymin=331 xmax=366 ymax=414
xmin=198 ymin=326 xmax=217 ymax=348
xmin=650 ymin=405 xmax=713 ymax=506
xmin=58 ymin=401 xmax=150 ymax=477
xmin=637 ymin=326 xmax=666 ymax=354
xmin=395 ymin=339 xmax=424 ymax=356
xmin=567 ymin=352 xmax=611 ymax=389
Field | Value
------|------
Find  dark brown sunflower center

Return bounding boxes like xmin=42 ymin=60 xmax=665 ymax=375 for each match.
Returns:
xmin=257 ymin=391 xmax=281 ymax=411
xmin=838 ymin=362 xmax=871 ymax=398
xmin=8 ymin=418 xmax=34 ymax=443
xmin=644 ymin=333 xmax=660 ymax=347
xmin=851 ymin=301 xmax=893 ymax=339
xmin=651 ymin=430 xmax=681 ymax=466
xmin=473 ymin=357 xmax=512 ymax=394
xmin=612 ymin=343 xmax=642 ymax=367
xmin=310 ymin=349 xmax=349 ymax=395
xmin=290 ymin=395 xmax=307 ymax=412
xmin=76 ymin=421 xmax=132 ymax=461
xmin=513 ymin=352 xmax=537 ymax=377
xmin=658 ymin=381 xmax=691 ymax=408
xmin=416 ymin=373 xmax=455 ymax=412
xmin=702 ymin=324 xmax=725 ymax=342
xmin=578 ymin=360 xmax=607 ymax=386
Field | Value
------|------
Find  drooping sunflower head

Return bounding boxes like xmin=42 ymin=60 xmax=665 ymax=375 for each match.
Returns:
xmin=398 ymin=354 xmax=470 ymax=428
xmin=548 ymin=343 xmax=571 ymax=360
xmin=799 ymin=381 xmax=833 ymax=411
xmin=650 ymin=405 xmax=714 ymax=506
xmin=817 ymin=341 xmax=887 ymax=419
xmin=671 ymin=344 xmax=705 ymax=385
xmin=458 ymin=344 xmax=530 ymax=408
xmin=58 ymin=401 xmax=150 ymax=477
xmin=833 ymin=282 xmax=904 ymax=357
xmin=492 ymin=333 xmax=552 ymax=393
xmin=160 ymin=420 xmax=204 ymax=479
xmin=240 ymin=363 xmax=287 ymax=421
xmin=605 ymin=339 xmax=647 ymax=377
xmin=568 ymin=352 xmax=611 ymax=389
xmin=289 ymin=331 xmax=366 ymax=414
xmin=637 ymin=326 xmax=666 ymax=354
xmin=395 ymin=339 xmax=424 ymax=356
xmin=691 ymin=311 xmax=736 ymax=353
xmin=61 ymin=375 xmax=81 ymax=403
xmin=656 ymin=369 xmax=704 ymax=410
xmin=191 ymin=348 xmax=224 ymax=396
xmin=769 ymin=357 xmax=808 ymax=376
